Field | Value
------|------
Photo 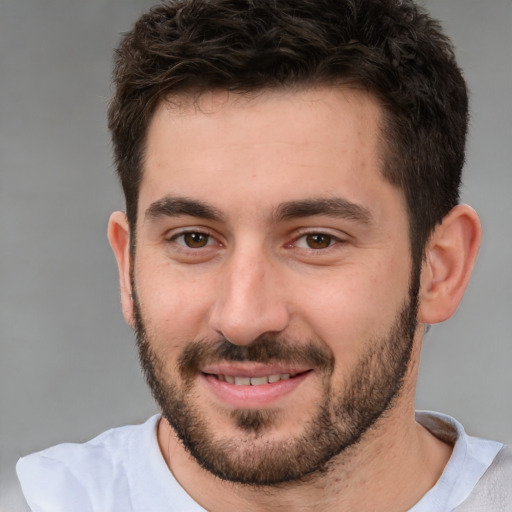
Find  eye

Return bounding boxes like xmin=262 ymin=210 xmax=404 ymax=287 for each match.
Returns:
xmin=294 ymin=233 xmax=338 ymax=250
xmin=172 ymin=231 xmax=216 ymax=249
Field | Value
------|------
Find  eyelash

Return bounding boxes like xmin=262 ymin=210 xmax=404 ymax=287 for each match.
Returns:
xmin=167 ymin=229 xmax=220 ymax=249
xmin=167 ymin=229 xmax=344 ymax=252
xmin=290 ymin=231 xmax=345 ymax=251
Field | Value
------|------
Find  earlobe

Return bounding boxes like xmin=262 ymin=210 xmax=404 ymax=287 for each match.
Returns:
xmin=108 ymin=211 xmax=135 ymax=327
xmin=418 ymin=204 xmax=482 ymax=325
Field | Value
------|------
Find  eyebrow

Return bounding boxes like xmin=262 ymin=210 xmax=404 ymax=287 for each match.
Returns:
xmin=145 ymin=196 xmax=224 ymax=222
xmin=144 ymin=195 xmax=373 ymax=225
xmin=272 ymin=197 xmax=373 ymax=225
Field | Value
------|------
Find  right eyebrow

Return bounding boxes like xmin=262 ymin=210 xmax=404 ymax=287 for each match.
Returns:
xmin=144 ymin=196 xmax=225 ymax=223
xmin=272 ymin=197 xmax=374 ymax=225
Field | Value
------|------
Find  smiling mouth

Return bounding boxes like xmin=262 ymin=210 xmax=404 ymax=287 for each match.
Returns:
xmin=205 ymin=371 xmax=309 ymax=386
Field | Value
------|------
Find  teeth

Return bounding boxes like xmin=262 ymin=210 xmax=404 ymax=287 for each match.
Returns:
xmin=218 ymin=373 xmax=295 ymax=385
xmin=250 ymin=376 xmax=268 ymax=386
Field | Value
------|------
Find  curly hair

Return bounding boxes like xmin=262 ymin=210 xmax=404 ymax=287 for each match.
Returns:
xmin=108 ymin=0 xmax=468 ymax=266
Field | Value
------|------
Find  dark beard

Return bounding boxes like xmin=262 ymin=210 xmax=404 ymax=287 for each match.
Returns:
xmin=134 ymin=278 xmax=419 ymax=486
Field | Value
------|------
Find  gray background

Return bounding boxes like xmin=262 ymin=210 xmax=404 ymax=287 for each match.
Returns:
xmin=1 ymin=1 xmax=511 ymax=510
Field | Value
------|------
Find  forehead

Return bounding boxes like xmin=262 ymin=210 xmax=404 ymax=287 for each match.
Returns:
xmin=140 ymin=86 xmax=402 ymax=222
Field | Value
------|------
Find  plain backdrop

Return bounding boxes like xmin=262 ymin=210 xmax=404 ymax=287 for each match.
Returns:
xmin=1 ymin=1 xmax=511 ymax=510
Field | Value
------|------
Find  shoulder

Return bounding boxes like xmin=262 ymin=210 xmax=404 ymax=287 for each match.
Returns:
xmin=16 ymin=415 xmax=160 ymax=512
xmin=455 ymin=444 xmax=512 ymax=511
xmin=17 ymin=416 xmax=158 ymax=478
xmin=495 ymin=443 xmax=512 ymax=464
xmin=413 ymin=411 xmax=508 ymax=512
xmin=476 ymin=443 xmax=512 ymax=494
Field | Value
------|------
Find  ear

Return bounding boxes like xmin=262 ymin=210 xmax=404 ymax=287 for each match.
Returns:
xmin=418 ymin=204 xmax=482 ymax=324
xmin=108 ymin=211 xmax=135 ymax=328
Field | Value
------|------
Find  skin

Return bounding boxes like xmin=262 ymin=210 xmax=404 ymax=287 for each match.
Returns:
xmin=109 ymin=86 xmax=481 ymax=511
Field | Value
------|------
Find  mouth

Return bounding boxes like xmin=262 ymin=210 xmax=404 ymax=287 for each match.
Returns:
xmin=209 ymin=372 xmax=301 ymax=386
xmin=199 ymin=367 xmax=313 ymax=407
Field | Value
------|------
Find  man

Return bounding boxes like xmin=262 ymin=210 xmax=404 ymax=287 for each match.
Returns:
xmin=16 ymin=0 xmax=511 ymax=510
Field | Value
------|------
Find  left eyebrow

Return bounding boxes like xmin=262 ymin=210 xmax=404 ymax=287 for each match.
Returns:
xmin=272 ymin=197 xmax=373 ymax=225
xmin=144 ymin=196 xmax=225 ymax=222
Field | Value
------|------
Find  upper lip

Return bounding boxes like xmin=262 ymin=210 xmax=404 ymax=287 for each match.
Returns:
xmin=200 ymin=363 xmax=312 ymax=378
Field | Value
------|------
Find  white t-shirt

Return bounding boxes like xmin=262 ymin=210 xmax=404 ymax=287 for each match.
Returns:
xmin=16 ymin=412 xmax=503 ymax=512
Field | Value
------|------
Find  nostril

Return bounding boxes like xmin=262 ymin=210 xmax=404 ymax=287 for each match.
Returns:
xmin=209 ymin=275 xmax=290 ymax=345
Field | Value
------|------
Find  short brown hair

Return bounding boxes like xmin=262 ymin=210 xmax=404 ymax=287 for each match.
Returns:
xmin=108 ymin=0 xmax=468 ymax=267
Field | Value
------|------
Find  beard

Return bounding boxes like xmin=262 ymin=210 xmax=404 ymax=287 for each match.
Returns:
xmin=133 ymin=276 xmax=419 ymax=486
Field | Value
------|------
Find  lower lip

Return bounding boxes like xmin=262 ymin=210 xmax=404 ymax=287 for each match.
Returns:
xmin=201 ymin=372 xmax=311 ymax=408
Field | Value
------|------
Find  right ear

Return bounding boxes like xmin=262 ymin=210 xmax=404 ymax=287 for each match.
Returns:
xmin=108 ymin=211 xmax=135 ymax=327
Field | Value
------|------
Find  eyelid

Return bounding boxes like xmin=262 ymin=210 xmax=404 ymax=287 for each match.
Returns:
xmin=288 ymin=228 xmax=348 ymax=250
xmin=166 ymin=227 xmax=223 ymax=247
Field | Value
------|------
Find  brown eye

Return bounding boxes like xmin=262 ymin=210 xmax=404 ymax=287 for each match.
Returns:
xmin=305 ymin=234 xmax=333 ymax=249
xmin=182 ymin=232 xmax=210 ymax=248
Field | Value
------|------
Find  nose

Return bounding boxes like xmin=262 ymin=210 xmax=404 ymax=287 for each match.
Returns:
xmin=209 ymin=247 xmax=290 ymax=346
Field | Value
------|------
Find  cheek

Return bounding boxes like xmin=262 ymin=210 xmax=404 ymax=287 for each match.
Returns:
xmin=291 ymin=260 xmax=410 ymax=360
xmin=134 ymin=257 xmax=215 ymax=342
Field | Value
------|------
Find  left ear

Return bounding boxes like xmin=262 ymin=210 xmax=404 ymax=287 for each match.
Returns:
xmin=418 ymin=204 xmax=482 ymax=324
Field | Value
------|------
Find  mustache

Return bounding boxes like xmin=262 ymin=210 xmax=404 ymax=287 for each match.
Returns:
xmin=178 ymin=336 xmax=334 ymax=378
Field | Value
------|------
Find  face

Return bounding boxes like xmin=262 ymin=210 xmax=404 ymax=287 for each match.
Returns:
xmin=125 ymin=88 xmax=420 ymax=485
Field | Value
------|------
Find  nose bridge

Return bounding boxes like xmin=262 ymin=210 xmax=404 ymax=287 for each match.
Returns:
xmin=210 ymin=242 xmax=289 ymax=345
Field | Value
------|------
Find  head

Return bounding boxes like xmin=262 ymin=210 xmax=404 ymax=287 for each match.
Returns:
xmin=108 ymin=0 xmax=469 ymax=271
xmin=107 ymin=0 xmax=480 ymax=487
